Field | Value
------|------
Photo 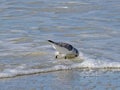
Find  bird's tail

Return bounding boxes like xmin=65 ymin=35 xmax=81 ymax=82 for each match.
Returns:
xmin=48 ymin=40 xmax=56 ymax=44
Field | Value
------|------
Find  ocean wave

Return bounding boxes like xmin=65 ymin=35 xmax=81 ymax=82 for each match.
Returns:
xmin=0 ymin=57 xmax=120 ymax=79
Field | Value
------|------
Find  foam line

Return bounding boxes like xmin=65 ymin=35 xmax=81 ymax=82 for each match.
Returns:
xmin=0 ymin=61 xmax=120 ymax=79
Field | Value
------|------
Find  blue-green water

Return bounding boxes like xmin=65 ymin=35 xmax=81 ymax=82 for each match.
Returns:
xmin=0 ymin=0 xmax=120 ymax=87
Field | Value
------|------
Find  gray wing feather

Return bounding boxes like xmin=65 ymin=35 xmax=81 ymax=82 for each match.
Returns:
xmin=56 ymin=42 xmax=73 ymax=51
xmin=48 ymin=40 xmax=73 ymax=51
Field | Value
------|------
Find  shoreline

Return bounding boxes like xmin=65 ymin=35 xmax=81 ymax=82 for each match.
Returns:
xmin=0 ymin=69 xmax=120 ymax=90
xmin=0 ymin=67 xmax=120 ymax=79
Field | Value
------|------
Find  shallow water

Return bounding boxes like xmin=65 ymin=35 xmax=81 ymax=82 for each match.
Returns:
xmin=0 ymin=0 xmax=120 ymax=78
xmin=0 ymin=70 xmax=120 ymax=90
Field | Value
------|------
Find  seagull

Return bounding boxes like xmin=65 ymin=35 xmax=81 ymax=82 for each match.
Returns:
xmin=48 ymin=40 xmax=79 ymax=59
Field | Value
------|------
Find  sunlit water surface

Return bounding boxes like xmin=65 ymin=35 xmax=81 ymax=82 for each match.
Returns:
xmin=0 ymin=0 xmax=120 ymax=78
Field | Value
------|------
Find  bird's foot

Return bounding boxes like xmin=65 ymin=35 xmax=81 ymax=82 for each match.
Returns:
xmin=55 ymin=55 xmax=58 ymax=59
xmin=55 ymin=55 xmax=67 ymax=59
xmin=64 ymin=56 xmax=67 ymax=59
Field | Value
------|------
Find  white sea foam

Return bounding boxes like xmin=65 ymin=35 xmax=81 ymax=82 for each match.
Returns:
xmin=0 ymin=41 xmax=120 ymax=79
xmin=0 ymin=56 xmax=120 ymax=79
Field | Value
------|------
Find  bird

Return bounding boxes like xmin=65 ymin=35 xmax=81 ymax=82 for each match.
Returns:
xmin=48 ymin=40 xmax=79 ymax=59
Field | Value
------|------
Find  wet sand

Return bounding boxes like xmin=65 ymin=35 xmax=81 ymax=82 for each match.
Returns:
xmin=0 ymin=69 xmax=120 ymax=90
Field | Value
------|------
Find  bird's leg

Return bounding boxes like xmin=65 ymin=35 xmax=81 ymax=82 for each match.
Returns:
xmin=75 ymin=55 xmax=78 ymax=57
xmin=55 ymin=52 xmax=59 ymax=59
xmin=64 ymin=56 xmax=67 ymax=59
xmin=55 ymin=55 xmax=58 ymax=59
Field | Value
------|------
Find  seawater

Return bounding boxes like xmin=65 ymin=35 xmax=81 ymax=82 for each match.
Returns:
xmin=0 ymin=0 xmax=120 ymax=78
